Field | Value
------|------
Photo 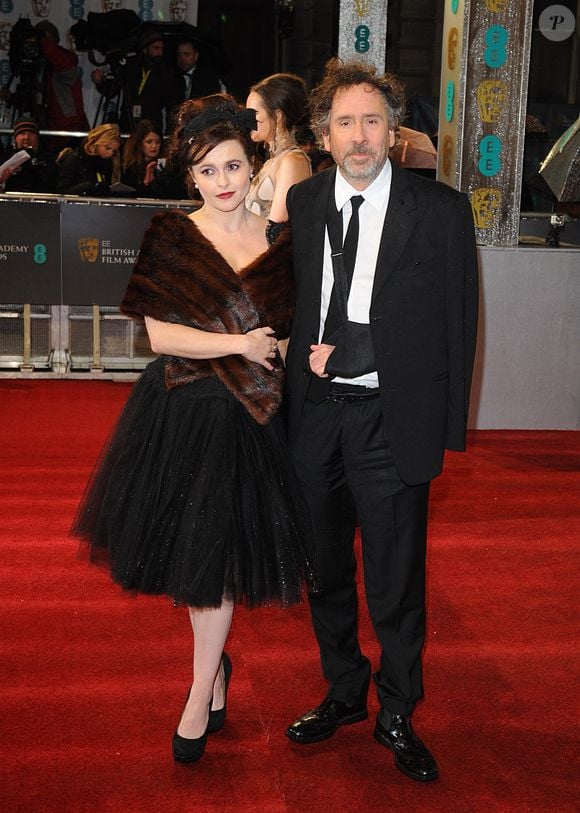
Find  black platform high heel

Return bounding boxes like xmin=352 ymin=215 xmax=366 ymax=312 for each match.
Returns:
xmin=172 ymin=702 xmax=211 ymax=764
xmin=207 ymin=652 xmax=232 ymax=734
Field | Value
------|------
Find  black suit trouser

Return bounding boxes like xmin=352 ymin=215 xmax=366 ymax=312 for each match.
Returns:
xmin=292 ymin=394 xmax=430 ymax=717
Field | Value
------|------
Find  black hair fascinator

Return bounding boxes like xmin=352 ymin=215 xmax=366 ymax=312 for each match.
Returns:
xmin=183 ymin=108 xmax=258 ymax=144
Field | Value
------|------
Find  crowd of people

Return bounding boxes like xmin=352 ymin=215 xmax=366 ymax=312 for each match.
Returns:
xmin=0 ymin=21 xmax=236 ymax=196
xmin=0 ymin=27 xmax=325 ymax=201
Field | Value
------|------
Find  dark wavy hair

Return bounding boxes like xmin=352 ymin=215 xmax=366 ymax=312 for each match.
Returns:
xmin=249 ymin=73 xmax=308 ymax=132
xmin=309 ymin=58 xmax=406 ymax=147
xmin=168 ymin=94 xmax=256 ymax=196
xmin=122 ymin=119 xmax=163 ymax=181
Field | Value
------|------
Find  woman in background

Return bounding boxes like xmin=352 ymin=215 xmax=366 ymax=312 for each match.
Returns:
xmin=246 ymin=73 xmax=311 ymax=226
xmin=56 ymin=123 xmax=121 ymax=196
xmin=121 ymin=119 xmax=163 ymax=196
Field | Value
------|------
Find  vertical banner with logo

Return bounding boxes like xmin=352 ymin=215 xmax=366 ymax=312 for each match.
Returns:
xmin=436 ymin=0 xmax=469 ymax=191
xmin=438 ymin=0 xmax=534 ymax=246
xmin=338 ymin=0 xmax=388 ymax=68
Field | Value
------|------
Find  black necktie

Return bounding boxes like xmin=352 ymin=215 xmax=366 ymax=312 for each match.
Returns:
xmin=308 ymin=195 xmax=364 ymax=403
xmin=322 ymin=194 xmax=364 ymax=341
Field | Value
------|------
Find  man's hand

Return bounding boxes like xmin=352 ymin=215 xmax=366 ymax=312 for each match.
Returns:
xmin=309 ymin=343 xmax=335 ymax=378
xmin=91 ymin=68 xmax=104 ymax=85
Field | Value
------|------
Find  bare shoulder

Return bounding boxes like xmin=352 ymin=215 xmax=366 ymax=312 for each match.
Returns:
xmin=276 ymin=149 xmax=311 ymax=179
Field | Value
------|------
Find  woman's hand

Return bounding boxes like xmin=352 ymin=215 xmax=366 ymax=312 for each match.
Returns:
xmin=243 ymin=326 xmax=277 ymax=371
xmin=144 ymin=161 xmax=157 ymax=186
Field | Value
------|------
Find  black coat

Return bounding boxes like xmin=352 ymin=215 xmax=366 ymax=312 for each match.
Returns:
xmin=3 ymin=148 xmax=57 ymax=193
xmin=285 ymin=164 xmax=479 ymax=485
xmin=175 ymin=58 xmax=221 ymax=102
xmin=56 ymin=146 xmax=115 ymax=196
xmin=96 ymin=56 xmax=179 ymax=134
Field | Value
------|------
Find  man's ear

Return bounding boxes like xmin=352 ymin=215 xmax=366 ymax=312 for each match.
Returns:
xmin=322 ymin=131 xmax=331 ymax=153
xmin=389 ymin=128 xmax=396 ymax=149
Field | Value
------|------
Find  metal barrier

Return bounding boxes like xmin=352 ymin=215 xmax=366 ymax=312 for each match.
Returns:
xmin=0 ymin=193 xmax=193 ymax=378
xmin=0 ymin=303 xmax=156 ymax=376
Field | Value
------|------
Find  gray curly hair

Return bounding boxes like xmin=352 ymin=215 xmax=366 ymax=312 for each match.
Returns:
xmin=309 ymin=58 xmax=406 ymax=146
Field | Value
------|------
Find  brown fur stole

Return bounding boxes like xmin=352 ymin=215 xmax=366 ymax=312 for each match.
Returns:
xmin=121 ymin=209 xmax=294 ymax=425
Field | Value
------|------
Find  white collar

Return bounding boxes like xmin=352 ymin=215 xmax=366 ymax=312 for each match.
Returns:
xmin=334 ymin=158 xmax=392 ymax=212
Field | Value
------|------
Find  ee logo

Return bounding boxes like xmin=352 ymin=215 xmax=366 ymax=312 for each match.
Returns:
xmin=33 ymin=244 xmax=47 ymax=265
xmin=0 ymin=0 xmax=14 ymax=12
xmin=478 ymin=135 xmax=502 ymax=176
xmin=0 ymin=59 xmax=11 ymax=86
xmin=355 ymin=25 xmax=370 ymax=53
xmin=69 ymin=0 xmax=85 ymax=21
xmin=445 ymin=81 xmax=454 ymax=123
xmin=484 ymin=25 xmax=508 ymax=68
xmin=139 ymin=0 xmax=154 ymax=20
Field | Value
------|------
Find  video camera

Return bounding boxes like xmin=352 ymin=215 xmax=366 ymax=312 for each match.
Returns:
xmin=70 ymin=9 xmax=140 ymax=66
xmin=8 ymin=17 xmax=43 ymax=77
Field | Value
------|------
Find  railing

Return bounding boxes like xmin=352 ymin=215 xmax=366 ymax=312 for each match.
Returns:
xmin=0 ymin=192 xmax=193 ymax=378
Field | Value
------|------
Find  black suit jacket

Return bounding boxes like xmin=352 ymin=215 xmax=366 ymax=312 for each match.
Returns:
xmin=178 ymin=60 xmax=221 ymax=101
xmin=285 ymin=163 xmax=479 ymax=485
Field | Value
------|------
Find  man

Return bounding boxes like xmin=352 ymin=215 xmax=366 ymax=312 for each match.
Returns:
xmin=0 ymin=20 xmax=88 ymax=136
xmin=34 ymin=21 xmax=89 ymax=134
xmin=91 ymin=29 xmax=177 ymax=133
xmin=284 ymin=59 xmax=478 ymax=782
xmin=0 ymin=117 xmax=56 ymax=193
xmin=174 ymin=38 xmax=221 ymax=102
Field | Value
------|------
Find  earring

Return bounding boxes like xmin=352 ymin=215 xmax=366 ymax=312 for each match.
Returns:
xmin=249 ymin=172 xmax=254 ymax=180
xmin=194 ymin=182 xmax=198 ymax=189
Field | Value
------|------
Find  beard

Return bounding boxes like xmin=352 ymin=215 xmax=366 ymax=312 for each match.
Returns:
xmin=340 ymin=146 xmax=386 ymax=185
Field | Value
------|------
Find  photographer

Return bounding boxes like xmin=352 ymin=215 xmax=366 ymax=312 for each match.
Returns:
xmin=35 ymin=21 xmax=89 ymax=134
xmin=56 ymin=123 xmax=121 ymax=196
xmin=0 ymin=117 xmax=57 ymax=193
xmin=0 ymin=20 xmax=88 ymax=137
xmin=91 ymin=30 xmax=178 ymax=134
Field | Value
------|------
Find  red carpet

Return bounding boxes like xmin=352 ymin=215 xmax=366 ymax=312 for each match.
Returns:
xmin=0 ymin=380 xmax=578 ymax=812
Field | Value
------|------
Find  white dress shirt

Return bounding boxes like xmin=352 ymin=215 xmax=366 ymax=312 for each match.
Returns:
xmin=318 ymin=158 xmax=392 ymax=388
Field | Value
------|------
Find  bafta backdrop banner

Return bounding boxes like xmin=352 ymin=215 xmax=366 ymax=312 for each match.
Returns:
xmin=462 ymin=0 xmax=534 ymax=247
xmin=61 ymin=199 xmax=166 ymax=305
xmin=437 ymin=0 xmax=468 ymax=191
xmin=438 ymin=0 xmax=534 ymax=246
xmin=338 ymin=0 xmax=388 ymax=68
xmin=0 ymin=0 xmax=199 ymax=133
xmin=0 ymin=197 xmax=60 ymax=303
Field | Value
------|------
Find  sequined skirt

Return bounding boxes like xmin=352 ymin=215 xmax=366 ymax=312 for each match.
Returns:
xmin=72 ymin=357 xmax=314 ymax=608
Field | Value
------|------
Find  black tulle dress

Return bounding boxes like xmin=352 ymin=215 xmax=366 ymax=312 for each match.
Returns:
xmin=72 ymin=211 xmax=314 ymax=608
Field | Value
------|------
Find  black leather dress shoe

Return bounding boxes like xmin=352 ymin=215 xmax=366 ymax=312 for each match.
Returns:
xmin=373 ymin=714 xmax=438 ymax=782
xmin=286 ymin=696 xmax=368 ymax=744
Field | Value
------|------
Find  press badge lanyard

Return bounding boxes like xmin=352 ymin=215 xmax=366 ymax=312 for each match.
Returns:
xmin=137 ymin=68 xmax=151 ymax=97
xmin=134 ymin=68 xmax=151 ymax=120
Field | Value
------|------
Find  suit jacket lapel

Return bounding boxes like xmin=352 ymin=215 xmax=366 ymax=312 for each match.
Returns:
xmin=303 ymin=167 xmax=336 ymax=300
xmin=372 ymin=164 xmax=418 ymax=301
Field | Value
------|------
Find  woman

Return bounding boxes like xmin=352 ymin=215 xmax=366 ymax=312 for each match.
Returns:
xmin=72 ymin=95 xmax=314 ymax=764
xmin=122 ymin=118 xmax=189 ymax=200
xmin=56 ymin=123 xmax=121 ymax=195
xmin=246 ymin=73 xmax=311 ymax=224
xmin=121 ymin=119 xmax=163 ymax=195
